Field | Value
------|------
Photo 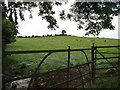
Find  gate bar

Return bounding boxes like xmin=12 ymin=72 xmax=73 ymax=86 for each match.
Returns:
xmin=95 ymin=56 xmax=120 ymax=60
xmin=95 ymin=46 xmax=120 ymax=48
xmin=5 ymin=48 xmax=92 ymax=55
xmin=27 ymin=52 xmax=53 ymax=90
xmin=95 ymin=49 xmax=120 ymax=72
xmin=91 ymin=43 xmax=95 ymax=83
xmin=67 ymin=46 xmax=70 ymax=88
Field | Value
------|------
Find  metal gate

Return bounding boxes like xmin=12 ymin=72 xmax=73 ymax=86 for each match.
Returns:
xmin=4 ymin=47 xmax=93 ymax=89
xmin=91 ymin=44 xmax=120 ymax=83
xmin=4 ymin=44 xmax=120 ymax=89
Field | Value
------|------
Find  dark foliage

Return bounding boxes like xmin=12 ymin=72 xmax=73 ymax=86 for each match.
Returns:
xmin=67 ymin=2 xmax=120 ymax=36
xmin=61 ymin=30 xmax=67 ymax=35
xmin=2 ymin=18 xmax=18 ymax=44
xmin=1 ymin=1 xmax=120 ymax=44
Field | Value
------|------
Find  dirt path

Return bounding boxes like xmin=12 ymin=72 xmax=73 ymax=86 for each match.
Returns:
xmin=5 ymin=64 xmax=90 ymax=89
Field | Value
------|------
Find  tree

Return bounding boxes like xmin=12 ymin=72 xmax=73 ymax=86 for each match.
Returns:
xmin=2 ymin=2 xmax=62 ymax=29
xmin=61 ymin=30 xmax=66 ymax=35
xmin=64 ymin=2 xmax=120 ymax=36
xmin=2 ymin=18 xmax=18 ymax=44
xmin=1 ymin=1 xmax=120 ymax=38
xmin=2 ymin=2 xmax=62 ymax=44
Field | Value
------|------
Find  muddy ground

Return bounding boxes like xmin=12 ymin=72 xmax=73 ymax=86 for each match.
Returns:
xmin=5 ymin=64 xmax=91 ymax=89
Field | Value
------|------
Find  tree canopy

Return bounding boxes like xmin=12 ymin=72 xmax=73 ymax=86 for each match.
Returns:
xmin=2 ymin=2 xmax=62 ymax=30
xmin=2 ymin=1 xmax=62 ymax=44
xmin=62 ymin=30 xmax=67 ymax=35
xmin=61 ymin=2 xmax=120 ymax=36
xmin=1 ymin=1 xmax=120 ymax=43
xmin=2 ymin=17 xmax=18 ymax=44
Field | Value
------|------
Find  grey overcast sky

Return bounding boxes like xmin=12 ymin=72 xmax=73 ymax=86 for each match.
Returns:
xmin=17 ymin=2 xmax=119 ymax=39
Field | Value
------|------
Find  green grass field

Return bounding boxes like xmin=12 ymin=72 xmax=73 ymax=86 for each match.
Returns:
xmin=4 ymin=36 xmax=120 ymax=88
xmin=6 ymin=36 xmax=119 ymax=51
xmin=4 ymin=36 xmax=119 ymax=77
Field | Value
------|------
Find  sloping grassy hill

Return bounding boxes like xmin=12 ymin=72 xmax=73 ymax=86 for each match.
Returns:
xmin=4 ymin=36 xmax=119 ymax=76
xmin=6 ymin=36 xmax=119 ymax=51
xmin=4 ymin=36 xmax=120 ymax=88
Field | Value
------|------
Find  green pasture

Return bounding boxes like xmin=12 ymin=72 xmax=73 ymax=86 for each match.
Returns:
xmin=6 ymin=36 xmax=119 ymax=51
xmin=4 ymin=36 xmax=120 ymax=77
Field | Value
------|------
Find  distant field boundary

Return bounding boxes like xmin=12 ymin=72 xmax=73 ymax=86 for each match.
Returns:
xmin=4 ymin=44 xmax=120 ymax=89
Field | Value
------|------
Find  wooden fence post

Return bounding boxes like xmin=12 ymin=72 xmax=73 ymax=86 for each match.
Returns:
xmin=67 ymin=46 xmax=70 ymax=88
xmin=91 ymin=43 xmax=95 ymax=84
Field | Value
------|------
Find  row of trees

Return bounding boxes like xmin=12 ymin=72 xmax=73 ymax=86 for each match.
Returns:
xmin=17 ymin=30 xmax=67 ymax=38
xmin=2 ymin=1 xmax=120 ymax=44
xmin=17 ymin=34 xmax=70 ymax=38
